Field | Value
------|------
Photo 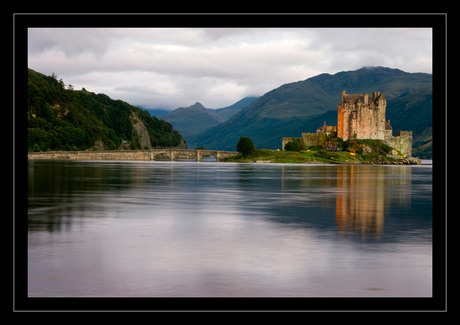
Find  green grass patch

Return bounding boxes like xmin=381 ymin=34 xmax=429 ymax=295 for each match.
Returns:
xmin=223 ymin=149 xmax=349 ymax=164
xmin=223 ymin=148 xmax=404 ymax=164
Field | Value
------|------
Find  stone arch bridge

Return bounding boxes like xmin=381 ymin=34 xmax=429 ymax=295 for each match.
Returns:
xmin=28 ymin=149 xmax=240 ymax=162
xmin=148 ymin=149 xmax=239 ymax=162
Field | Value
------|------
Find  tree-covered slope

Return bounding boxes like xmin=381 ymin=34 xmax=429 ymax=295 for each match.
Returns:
xmin=27 ymin=68 xmax=184 ymax=151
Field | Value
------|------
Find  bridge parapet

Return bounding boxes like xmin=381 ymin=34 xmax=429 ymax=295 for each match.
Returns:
xmin=28 ymin=149 xmax=239 ymax=162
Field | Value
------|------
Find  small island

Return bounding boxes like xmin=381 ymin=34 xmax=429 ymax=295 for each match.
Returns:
xmin=224 ymin=142 xmax=421 ymax=165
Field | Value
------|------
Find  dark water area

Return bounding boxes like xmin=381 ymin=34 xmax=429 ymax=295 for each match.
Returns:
xmin=28 ymin=160 xmax=432 ymax=297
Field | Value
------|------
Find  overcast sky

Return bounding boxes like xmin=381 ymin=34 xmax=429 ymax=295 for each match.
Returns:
xmin=28 ymin=28 xmax=432 ymax=110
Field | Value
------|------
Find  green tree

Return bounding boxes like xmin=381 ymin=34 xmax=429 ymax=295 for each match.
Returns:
xmin=284 ymin=141 xmax=297 ymax=151
xmin=284 ymin=138 xmax=306 ymax=151
xmin=236 ymin=137 xmax=256 ymax=158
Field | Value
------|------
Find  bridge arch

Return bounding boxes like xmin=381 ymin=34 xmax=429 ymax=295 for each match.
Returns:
xmin=199 ymin=154 xmax=217 ymax=162
xmin=153 ymin=151 xmax=172 ymax=161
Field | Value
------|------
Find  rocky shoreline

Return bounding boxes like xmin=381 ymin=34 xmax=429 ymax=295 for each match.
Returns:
xmin=359 ymin=157 xmax=422 ymax=165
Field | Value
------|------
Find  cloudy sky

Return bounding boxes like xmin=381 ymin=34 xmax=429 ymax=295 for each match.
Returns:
xmin=28 ymin=28 xmax=432 ymax=110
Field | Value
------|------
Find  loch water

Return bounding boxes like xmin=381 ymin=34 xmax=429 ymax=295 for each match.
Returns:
xmin=28 ymin=160 xmax=432 ymax=297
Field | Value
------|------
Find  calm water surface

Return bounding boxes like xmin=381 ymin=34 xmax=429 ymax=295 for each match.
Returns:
xmin=28 ymin=160 xmax=432 ymax=297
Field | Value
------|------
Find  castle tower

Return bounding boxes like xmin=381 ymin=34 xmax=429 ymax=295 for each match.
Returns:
xmin=337 ymin=90 xmax=387 ymax=140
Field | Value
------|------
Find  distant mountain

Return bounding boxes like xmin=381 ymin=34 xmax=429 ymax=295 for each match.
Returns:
xmin=188 ymin=67 xmax=432 ymax=157
xmin=160 ymin=97 xmax=257 ymax=142
xmin=140 ymin=107 xmax=171 ymax=117
xmin=27 ymin=68 xmax=185 ymax=151
xmin=160 ymin=102 xmax=223 ymax=140
xmin=213 ymin=97 xmax=258 ymax=121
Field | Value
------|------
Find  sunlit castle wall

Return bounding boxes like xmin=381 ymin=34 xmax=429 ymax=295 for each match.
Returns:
xmin=337 ymin=90 xmax=387 ymax=140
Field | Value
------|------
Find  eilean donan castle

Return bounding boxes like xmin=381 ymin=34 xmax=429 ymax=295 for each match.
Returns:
xmin=282 ymin=90 xmax=413 ymax=157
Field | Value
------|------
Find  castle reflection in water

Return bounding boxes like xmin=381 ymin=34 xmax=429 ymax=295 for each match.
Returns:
xmin=281 ymin=165 xmax=414 ymax=239
xmin=335 ymin=166 xmax=412 ymax=238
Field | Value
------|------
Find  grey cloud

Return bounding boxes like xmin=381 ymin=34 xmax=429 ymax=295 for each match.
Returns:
xmin=28 ymin=28 xmax=432 ymax=109
xmin=28 ymin=28 xmax=114 ymax=58
xmin=306 ymin=28 xmax=432 ymax=74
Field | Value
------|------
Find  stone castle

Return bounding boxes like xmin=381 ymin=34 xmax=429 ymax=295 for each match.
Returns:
xmin=282 ymin=90 xmax=413 ymax=157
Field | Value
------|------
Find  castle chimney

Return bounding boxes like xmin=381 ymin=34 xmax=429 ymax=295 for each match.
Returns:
xmin=363 ymin=93 xmax=369 ymax=105
xmin=341 ymin=90 xmax=346 ymax=103
xmin=373 ymin=91 xmax=380 ymax=98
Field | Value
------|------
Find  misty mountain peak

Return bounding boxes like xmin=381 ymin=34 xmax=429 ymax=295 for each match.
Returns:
xmin=190 ymin=102 xmax=205 ymax=109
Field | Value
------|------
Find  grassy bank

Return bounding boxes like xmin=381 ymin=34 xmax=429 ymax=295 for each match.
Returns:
xmin=223 ymin=148 xmax=416 ymax=164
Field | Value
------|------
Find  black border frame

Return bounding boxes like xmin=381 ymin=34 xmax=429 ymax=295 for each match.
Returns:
xmin=13 ymin=13 xmax=447 ymax=312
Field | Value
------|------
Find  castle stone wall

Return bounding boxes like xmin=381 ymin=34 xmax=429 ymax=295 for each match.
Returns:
xmin=384 ymin=131 xmax=413 ymax=157
xmin=302 ymin=132 xmax=328 ymax=147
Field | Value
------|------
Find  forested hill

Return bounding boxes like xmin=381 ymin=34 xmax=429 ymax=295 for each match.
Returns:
xmin=27 ymin=68 xmax=184 ymax=152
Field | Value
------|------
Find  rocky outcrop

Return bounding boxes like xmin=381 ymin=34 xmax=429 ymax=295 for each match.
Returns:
xmin=403 ymin=157 xmax=422 ymax=165
xmin=176 ymin=139 xmax=187 ymax=149
xmin=130 ymin=112 xmax=152 ymax=149
xmin=92 ymin=139 xmax=107 ymax=150
xmin=117 ymin=140 xmax=131 ymax=150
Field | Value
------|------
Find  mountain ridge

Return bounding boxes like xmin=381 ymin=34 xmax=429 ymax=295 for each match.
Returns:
xmin=160 ymin=97 xmax=258 ymax=140
xmin=160 ymin=102 xmax=224 ymax=140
